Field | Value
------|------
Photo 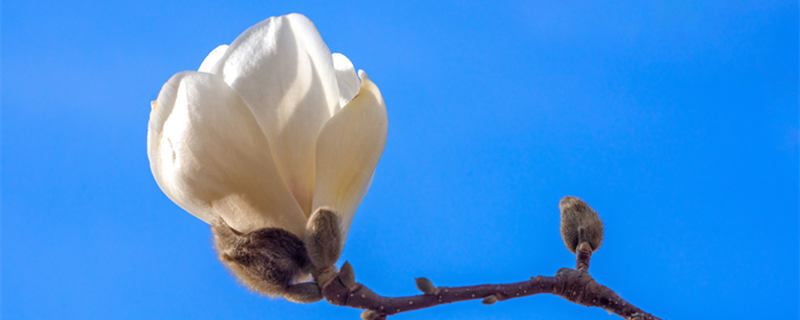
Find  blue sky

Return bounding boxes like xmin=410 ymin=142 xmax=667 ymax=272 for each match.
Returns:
xmin=2 ymin=1 xmax=797 ymax=319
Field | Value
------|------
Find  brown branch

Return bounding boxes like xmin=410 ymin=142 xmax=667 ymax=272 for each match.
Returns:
xmin=314 ymin=197 xmax=658 ymax=319
xmin=576 ymin=241 xmax=594 ymax=271
xmin=318 ymin=253 xmax=661 ymax=319
xmin=310 ymin=197 xmax=654 ymax=318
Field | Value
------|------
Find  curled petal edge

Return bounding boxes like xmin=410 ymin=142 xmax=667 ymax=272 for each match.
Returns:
xmin=312 ymin=70 xmax=388 ymax=247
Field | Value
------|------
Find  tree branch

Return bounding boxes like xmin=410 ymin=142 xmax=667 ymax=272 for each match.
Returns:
xmin=319 ymin=248 xmax=660 ymax=319
xmin=576 ymin=241 xmax=593 ymax=272
xmin=312 ymin=197 xmax=659 ymax=319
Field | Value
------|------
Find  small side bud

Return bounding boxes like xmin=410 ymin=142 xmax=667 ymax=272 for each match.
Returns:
xmin=304 ymin=207 xmax=343 ymax=269
xmin=482 ymin=295 xmax=498 ymax=305
xmin=415 ymin=277 xmax=438 ymax=295
xmin=559 ymin=196 xmax=604 ymax=253
xmin=361 ymin=310 xmax=384 ymax=320
xmin=339 ymin=261 xmax=356 ymax=287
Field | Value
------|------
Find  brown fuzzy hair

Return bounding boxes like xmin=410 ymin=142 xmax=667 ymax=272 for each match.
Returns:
xmin=211 ymin=219 xmax=322 ymax=303
xmin=559 ymin=196 xmax=604 ymax=253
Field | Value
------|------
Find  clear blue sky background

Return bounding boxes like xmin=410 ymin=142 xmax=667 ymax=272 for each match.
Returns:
xmin=3 ymin=1 xmax=798 ymax=319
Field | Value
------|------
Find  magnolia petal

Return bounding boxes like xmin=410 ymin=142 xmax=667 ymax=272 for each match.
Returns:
xmin=332 ymin=53 xmax=360 ymax=110
xmin=198 ymin=45 xmax=229 ymax=73
xmin=208 ymin=13 xmax=340 ymax=217
xmin=312 ymin=71 xmax=388 ymax=246
xmin=147 ymin=71 xmax=307 ymax=235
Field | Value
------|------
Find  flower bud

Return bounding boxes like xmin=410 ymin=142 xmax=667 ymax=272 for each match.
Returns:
xmin=304 ymin=207 xmax=343 ymax=269
xmin=361 ymin=310 xmax=384 ymax=320
xmin=415 ymin=277 xmax=438 ymax=295
xmin=339 ymin=261 xmax=356 ymax=287
xmin=559 ymin=196 xmax=604 ymax=253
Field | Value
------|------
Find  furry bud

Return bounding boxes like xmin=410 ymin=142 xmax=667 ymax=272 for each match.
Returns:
xmin=211 ymin=219 xmax=321 ymax=303
xmin=361 ymin=310 xmax=384 ymax=320
xmin=304 ymin=207 xmax=343 ymax=269
xmin=482 ymin=295 xmax=498 ymax=305
xmin=415 ymin=277 xmax=438 ymax=295
xmin=559 ymin=196 xmax=604 ymax=253
xmin=339 ymin=261 xmax=356 ymax=287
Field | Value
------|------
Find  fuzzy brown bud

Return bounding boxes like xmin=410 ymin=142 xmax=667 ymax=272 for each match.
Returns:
xmin=304 ymin=207 xmax=343 ymax=270
xmin=339 ymin=261 xmax=356 ymax=287
xmin=361 ymin=310 xmax=384 ymax=320
xmin=415 ymin=277 xmax=438 ymax=295
xmin=559 ymin=196 xmax=604 ymax=253
xmin=210 ymin=219 xmax=321 ymax=303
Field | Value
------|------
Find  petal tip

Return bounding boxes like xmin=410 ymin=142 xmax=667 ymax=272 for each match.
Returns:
xmin=285 ymin=12 xmax=311 ymax=23
xmin=198 ymin=44 xmax=230 ymax=73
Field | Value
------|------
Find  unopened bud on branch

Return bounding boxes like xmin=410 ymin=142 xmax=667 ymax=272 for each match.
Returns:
xmin=304 ymin=207 xmax=343 ymax=269
xmin=361 ymin=310 xmax=383 ymax=320
xmin=559 ymin=196 xmax=604 ymax=253
xmin=339 ymin=261 xmax=356 ymax=287
xmin=415 ymin=277 xmax=438 ymax=295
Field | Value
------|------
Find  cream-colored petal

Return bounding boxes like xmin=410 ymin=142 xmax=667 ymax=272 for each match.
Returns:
xmin=312 ymin=71 xmax=388 ymax=246
xmin=208 ymin=13 xmax=340 ymax=217
xmin=198 ymin=45 xmax=229 ymax=73
xmin=148 ymin=71 xmax=307 ymax=235
xmin=332 ymin=53 xmax=360 ymax=110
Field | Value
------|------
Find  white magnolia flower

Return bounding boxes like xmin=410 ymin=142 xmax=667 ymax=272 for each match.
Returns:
xmin=147 ymin=13 xmax=388 ymax=252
